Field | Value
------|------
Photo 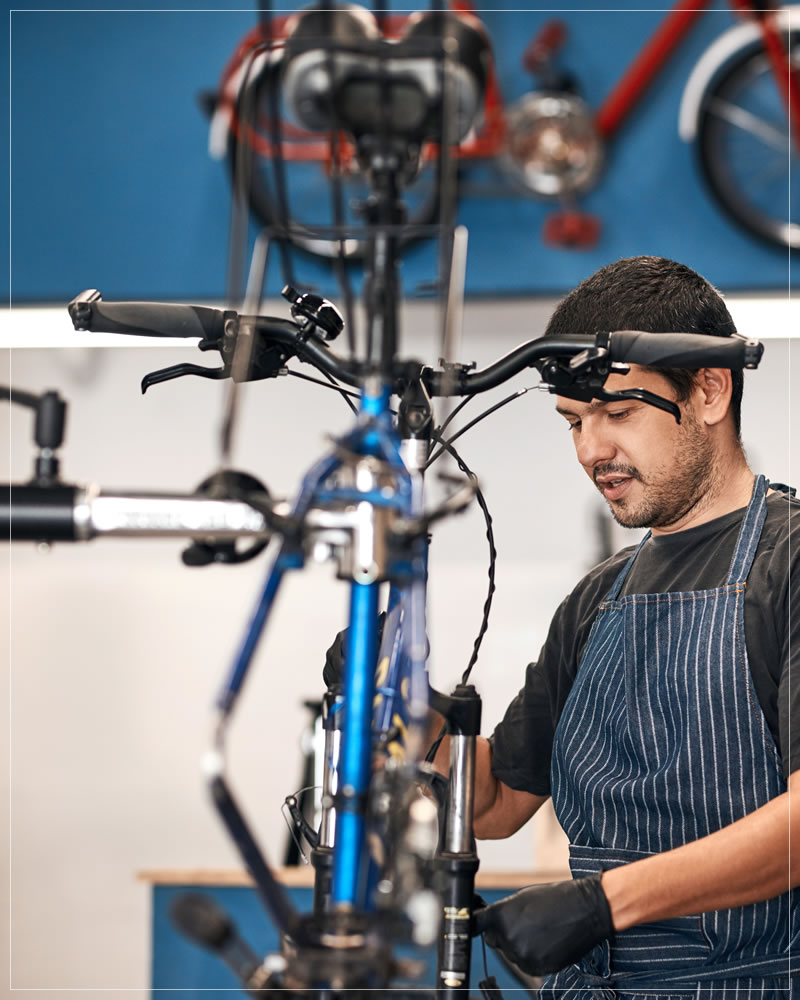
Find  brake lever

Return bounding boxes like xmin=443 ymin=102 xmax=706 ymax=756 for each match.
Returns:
xmin=551 ymin=383 xmax=682 ymax=423
xmin=141 ymin=362 xmax=230 ymax=394
xmin=141 ymin=322 xmax=299 ymax=394
xmin=538 ymin=339 xmax=682 ymax=423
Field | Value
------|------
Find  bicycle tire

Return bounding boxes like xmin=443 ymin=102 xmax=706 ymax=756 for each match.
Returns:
xmin=227 ymin=56 xmax=448 ymax=260
xmin=696 ymin=30 xmax=799 ymax=250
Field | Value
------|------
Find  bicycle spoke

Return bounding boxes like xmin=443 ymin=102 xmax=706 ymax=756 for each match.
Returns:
xmin=706 ymin=96 xmax=789 ymax=152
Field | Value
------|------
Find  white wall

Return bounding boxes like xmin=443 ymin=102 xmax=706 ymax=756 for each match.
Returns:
xmin=3 ymin=298 xmax=795 ymax=990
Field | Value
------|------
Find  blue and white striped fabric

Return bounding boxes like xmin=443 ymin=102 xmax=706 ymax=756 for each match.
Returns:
xmin=540 ymin=475 xmax=797 ymax=999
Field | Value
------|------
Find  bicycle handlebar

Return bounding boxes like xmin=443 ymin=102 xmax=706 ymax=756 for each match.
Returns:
xmin=67 ymin=292 xmax=764 ymax=397
xmin=434 ymin=329 xmax=762 ymax=395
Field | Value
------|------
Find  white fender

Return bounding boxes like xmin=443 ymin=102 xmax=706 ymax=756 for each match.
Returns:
xmin=208 ymin=47 xmax=282 ymax=160
xmin=678 ymin=5 xmax=798 ymax=142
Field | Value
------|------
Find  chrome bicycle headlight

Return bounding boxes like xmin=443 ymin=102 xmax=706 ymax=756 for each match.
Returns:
xmin=502 ymin=91 xmax=604 ymax=198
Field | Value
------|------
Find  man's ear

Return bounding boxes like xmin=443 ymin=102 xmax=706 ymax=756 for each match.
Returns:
xmin=694 ymin=368 xmax=733 ymax=428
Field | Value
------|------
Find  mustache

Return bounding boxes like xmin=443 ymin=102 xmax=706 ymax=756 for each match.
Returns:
xmin=593 ymin=463 xmax=642 ymax=485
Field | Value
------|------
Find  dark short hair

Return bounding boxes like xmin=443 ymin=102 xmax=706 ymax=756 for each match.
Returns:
xmin=544 ymin=256 xmax=743 ymax=437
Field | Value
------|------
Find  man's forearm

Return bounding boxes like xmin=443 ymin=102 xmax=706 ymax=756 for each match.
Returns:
xmin=601 ymin=786 xmax=799 ymax=931
xmin=428 ymin=716 xmax=545 ymax=839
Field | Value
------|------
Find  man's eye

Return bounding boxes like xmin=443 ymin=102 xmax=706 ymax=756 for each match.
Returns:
xmin=567 ymin=422 xmax=581 ymax=432
xmin=608 ymin=410 xmax=630 ymax=420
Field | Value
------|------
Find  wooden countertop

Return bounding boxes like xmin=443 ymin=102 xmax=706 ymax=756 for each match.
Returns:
xmin=137 ymin=867 xmax=569 ymax=888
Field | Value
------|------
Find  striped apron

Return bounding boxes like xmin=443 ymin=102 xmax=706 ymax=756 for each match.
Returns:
xmin=540 ymin=475 xmax=797 ymax=999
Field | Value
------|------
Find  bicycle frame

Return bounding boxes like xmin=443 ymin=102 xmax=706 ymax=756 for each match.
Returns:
xmin=3 ymin=4 xmax=775 ymax=991
xmin=595 ymin=0 xmax=799 ymax=147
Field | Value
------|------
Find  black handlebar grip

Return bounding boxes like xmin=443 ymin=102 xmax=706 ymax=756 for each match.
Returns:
xmin=608 ymin=331 xmax=763 ymax=370
xmin=3 ymin=485 xmax=79 ymax=541
xmin=68 ymin=290 xmax=227 ymax=340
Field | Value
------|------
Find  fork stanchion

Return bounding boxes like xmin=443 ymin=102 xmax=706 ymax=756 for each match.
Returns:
xmin=429 ymin=683 xmax=482 ymax=997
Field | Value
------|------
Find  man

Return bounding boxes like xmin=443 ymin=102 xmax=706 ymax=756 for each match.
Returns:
xmin=462 ymin=256 xmax=799 ymax=997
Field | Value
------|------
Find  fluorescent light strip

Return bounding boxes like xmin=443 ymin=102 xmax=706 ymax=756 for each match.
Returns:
xmin=0 ymin=295 xmax=796 ymax=348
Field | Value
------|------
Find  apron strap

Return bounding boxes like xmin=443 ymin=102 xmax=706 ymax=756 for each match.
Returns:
xmin=605 ymin=532 xmax=650 ymax=601
xmin=726 ymin=474 xmax=769 ymax=585
xmin=603 ymin=474 xmax=770 ymax=600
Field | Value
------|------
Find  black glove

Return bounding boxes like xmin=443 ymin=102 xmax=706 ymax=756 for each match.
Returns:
xmin=471 ymin=874 xmax=613 ymax=976
xmin=323 ymin=612 xmax=386 ymax=690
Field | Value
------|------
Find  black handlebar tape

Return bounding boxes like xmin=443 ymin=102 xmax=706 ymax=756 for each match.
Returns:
xmin=3 ymin=485 xmax=79 ymax=541
xmin=69 ymin=293 xmax=227 ymax=340
xmin=608 ymin=331 xmax=763 ymax=370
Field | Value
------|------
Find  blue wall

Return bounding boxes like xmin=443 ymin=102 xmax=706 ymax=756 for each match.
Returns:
xmin=151 ymin=883 xmax=535 ymax=995
xmin=7 ymin=2 xmax=794 ymax=303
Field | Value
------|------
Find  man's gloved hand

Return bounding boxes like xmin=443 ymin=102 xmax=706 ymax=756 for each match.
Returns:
xmin=472 ymin=874 xmax=614 ymax=976
xmin=323 ymin=612 xmax=386 ymax=690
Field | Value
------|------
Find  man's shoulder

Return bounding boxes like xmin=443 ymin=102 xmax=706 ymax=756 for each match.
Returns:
xmin=562 ymin=544 xmax=638 ymax=611
xmin=763 ymin=486 xmax=800 ymax=544
xmin=757 ymin=488 xmax=799 ymax=581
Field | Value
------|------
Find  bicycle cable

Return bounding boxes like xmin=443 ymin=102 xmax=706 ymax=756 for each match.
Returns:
xmin=424 ymin=427 xmax=497 ymax=765
xmin=286 ymin=368 xmax=360 ymax=415
xmin=426 ymin=384 xmax=536 ymax=470
xmin=436 ymin=392 xmax=475 ymax=442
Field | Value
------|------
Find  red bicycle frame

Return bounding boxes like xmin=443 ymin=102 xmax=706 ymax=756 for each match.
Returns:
xmin=595 ymin=0 xmax=799 ymax=150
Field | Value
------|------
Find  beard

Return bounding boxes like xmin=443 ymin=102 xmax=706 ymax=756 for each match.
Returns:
xmin=595 ymin=409 xmax=719 ymax=530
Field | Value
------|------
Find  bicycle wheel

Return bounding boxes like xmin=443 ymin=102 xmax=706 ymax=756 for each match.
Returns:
xmin=227 ymin=53 xmax=447 ymax=260
xmin=696 ymin=31 xmax=799 ymax=250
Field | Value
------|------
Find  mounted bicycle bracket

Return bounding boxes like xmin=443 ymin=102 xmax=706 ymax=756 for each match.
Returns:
xmin=4 ymin=387 xmax=69 ymax=486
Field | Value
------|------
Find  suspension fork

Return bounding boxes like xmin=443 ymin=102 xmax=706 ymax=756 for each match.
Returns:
xmin=430 ymin=684 xmax=482 ymax=998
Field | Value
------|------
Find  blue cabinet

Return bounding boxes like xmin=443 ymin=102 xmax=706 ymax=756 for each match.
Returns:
xmin=147 ymin=872 xmax=549 ymax=997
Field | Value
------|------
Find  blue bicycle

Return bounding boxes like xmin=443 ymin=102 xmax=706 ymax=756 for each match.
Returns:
xmin=2 ymin=3 xmax=766 ymax=996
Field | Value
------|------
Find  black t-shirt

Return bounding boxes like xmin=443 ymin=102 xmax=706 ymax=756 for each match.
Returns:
xmin=491 ymin=485 xmax=799 ymax=796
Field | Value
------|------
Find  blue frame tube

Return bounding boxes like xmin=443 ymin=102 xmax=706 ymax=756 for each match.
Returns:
xmin=216 ymin=551 xmax=289 ymax=715
xmin=331 ymin=379 xmax=391 ymax=908
xmin=216 ymin=449 xmax=341 ymax=717
xmin=332 ymin=579 xmax=381 ymax=906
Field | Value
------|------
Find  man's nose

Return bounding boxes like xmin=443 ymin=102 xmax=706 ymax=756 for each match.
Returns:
xmin=575 ymin=422 xmax=616 ymax=471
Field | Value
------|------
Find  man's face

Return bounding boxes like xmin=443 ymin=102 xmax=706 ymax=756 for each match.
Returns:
xmin=556 ymin=366 xmax=717 ymax=531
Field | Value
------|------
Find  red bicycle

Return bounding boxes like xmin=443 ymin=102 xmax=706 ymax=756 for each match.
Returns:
xmin=207 ymin=2 xmax=798 ymax=255
xmin=502 ymin=0 xmax=799 ymax=249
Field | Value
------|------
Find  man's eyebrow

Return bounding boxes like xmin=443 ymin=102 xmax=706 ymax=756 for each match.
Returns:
xmin=555 ymin=400 xmax=605 ymax=418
